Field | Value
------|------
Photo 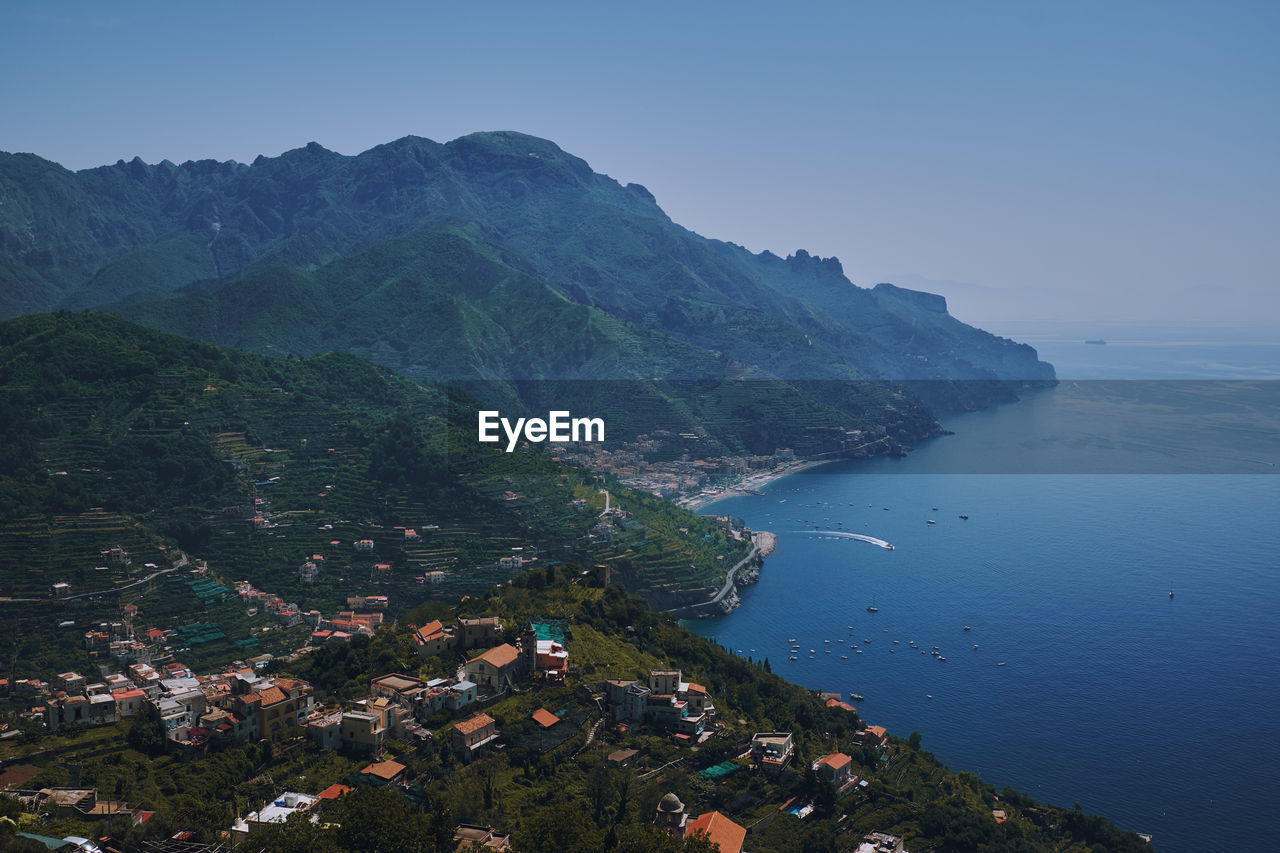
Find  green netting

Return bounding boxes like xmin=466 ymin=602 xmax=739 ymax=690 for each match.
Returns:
xmin=530 ymin=620 xmax=568 ymax=644
xmin=698 ymin=761 xmax=742 ymax=779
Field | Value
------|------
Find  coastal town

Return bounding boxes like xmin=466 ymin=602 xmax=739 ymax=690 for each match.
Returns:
xmin=3 ymin=577 xmax=908 ymax=853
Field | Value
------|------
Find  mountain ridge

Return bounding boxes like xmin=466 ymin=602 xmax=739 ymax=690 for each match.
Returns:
xmin=0 ymin=131 xmax=1053 ymax=397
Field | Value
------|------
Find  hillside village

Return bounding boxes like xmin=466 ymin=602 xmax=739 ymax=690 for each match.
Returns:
xmin=4 ymin=573 xmax=920 ymax=853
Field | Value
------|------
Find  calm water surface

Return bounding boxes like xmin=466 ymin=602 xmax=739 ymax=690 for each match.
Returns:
xmin=686 ymin=335 xmax=1280 ymax=853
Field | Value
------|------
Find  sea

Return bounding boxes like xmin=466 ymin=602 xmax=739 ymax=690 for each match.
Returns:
xmin=684 ymin=324 xmax=1280 ymax=853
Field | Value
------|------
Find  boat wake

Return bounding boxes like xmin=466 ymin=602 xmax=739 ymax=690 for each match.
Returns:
xmin=795 ymin=530 xmax=895 ymax=550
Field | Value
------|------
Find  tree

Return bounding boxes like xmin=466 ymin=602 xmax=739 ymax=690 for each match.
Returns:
xmin=127 ymin=701 xmax=168 ymax=757
xmin=908 ymin=730 xmax=923 ymax=751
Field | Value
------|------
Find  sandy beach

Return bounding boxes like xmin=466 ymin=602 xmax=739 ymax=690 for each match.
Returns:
xmin=677 ymin=458 xmax=833 ymax=512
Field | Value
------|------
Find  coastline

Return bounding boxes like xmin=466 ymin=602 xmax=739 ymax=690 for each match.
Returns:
xmin=676 ymin=458 xmax=835 ymax=512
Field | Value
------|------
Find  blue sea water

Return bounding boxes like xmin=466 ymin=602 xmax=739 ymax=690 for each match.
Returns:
xmin=685 ymin=332 xmax=1280 ymax=853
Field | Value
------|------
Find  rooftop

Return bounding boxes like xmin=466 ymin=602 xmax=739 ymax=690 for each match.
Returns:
xmin=455 ymin=713 xmax=497 ymax=736
xmin=686 ymin=811 xmax=746 ymax=853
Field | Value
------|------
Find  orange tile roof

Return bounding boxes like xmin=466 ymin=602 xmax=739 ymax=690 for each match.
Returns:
xmin=686 ymin=811 xmax=746 ymax=853
xmin=316 ymin=783 xmax=353 ymax=800
xmin=360 ymin=759 xmax=406 ymax=781
xmin=817 ymin=752 xmax=851 ymax=770
xmin=417 ymin=620 xmax=445 ymax=640
xmin=455 ymin=713 xmax=496 ymax=736
xmin=257 ymin=686 xmax=287 ymax=705
xmin=530 ymin=708 xmax=559 ymax=728
xmin=825 ymin=698 xmax=857 ymax=712
xmin=686 ymin=682 xmax=707 ymax=694
xmin=867 ymin=725 xmax=887 ymax=738
xmin=470 ymin=643 xmax=519 ymax=668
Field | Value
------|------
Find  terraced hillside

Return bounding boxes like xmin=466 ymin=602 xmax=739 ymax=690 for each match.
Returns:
xmin=0 ymin=312 xmax=748 ymax=673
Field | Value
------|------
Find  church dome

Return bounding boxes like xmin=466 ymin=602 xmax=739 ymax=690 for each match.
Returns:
xmin=658 ymin=792 xmax=684 ymax=813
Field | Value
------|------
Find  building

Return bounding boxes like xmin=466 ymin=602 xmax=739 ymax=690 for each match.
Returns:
xmin=454 ymin=824 xmax=511 ymax=851
xmin=359 ymin=758 xmax=407 ymax=786
xmin=654 ymin=792 xmax=687 ymax=837
xmin=685 ymin=811 xmax=746 ymax=853
xmin=464 ymin=644 xmax=522 ymax=692
xmin=858 ymin=725 xmax=888 ymax=747
xmin=457 ymin=616 xmax=503 ymax=650
xmin=530 ymin=708 xmax=559 ymax=729
xmin=750 ymin=732 xmax=794 ymax=774
xmin=857 ymin=831 xmax=907 ymax=853
xmin=230 ymin=792 xmax=318 ymax=839
xmin=412 ymin=620 xmax=456 ymax=658
xmin=813 ymin=752 xmax=858 ymax=797
xmin=451 ymin=712 xmax=498 ymax=761
xmin=339 ymin=710 xmax=386 ymax=756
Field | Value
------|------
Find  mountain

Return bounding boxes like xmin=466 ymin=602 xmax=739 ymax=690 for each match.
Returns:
xmin=0 ymin=133 xmax=1053 ymax=403
xmin=0 ymin=312 xmax=760 ymax=677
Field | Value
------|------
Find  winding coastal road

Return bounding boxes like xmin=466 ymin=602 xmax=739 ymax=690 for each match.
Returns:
xmin=667 ymin=532 xmax=770 ymax=616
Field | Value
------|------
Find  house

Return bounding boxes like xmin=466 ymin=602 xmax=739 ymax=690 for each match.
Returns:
xmin=54 ymin=673 xmax=86 ymax=695
xmin=530 ymin=708 xmax=559 ymax=729
xmin=608 ymin=748 xmax=639 ymax=767
xmin=451 ymin=712 xmax=498 ymax=761
xmin=858 ymin=725 xmax=888 ymax=747
xmin=825 ymin=697 xmax=858 ymax=713
xmin=315 ymin=783 xmax=353 ymax=809
xmin=457 ymin=616 xmax=503 ymax=650
xmin=230 ymin=792 xmax=318 ymax=839
xmin=464 ymin=644 xmax=521 ymax=692
xmin=685 ymin=811 xmax=746 ymax=853
xmin=813 ymin=752 xmax=858 ymax=796
xmin=340 ymin=710 xmax=386 ymax=756
xmin=404 ymin=529 xmax=420 ymax=542
xmin=857 ymin=831 xmax=907 ymax=853
xmin=370 ymin=673 xmax=429 ymax=708
xmin=353 ymin=539 xmax=375 ymax=552
xmin=52 ymin=582 xmax=72 ymax=597
xmin=447 ymin=680 xmax=478 ymax=711
xmin=454 ymin=824 xmax=511 ymax=851
xmin=359 ymin=758 xmax=407 ymax=786
xmin=750 ymin=732 xmax=794 ymax=774
xmin=412 ymin=620 xmax=456 ymax=658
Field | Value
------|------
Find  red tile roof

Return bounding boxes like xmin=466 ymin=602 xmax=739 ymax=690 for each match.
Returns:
xmin=455 ymin=713 xmax=496 ymax=736
xmin=686 ymin=811 xmax=746 ymax=853
xmin=360 ymin=759 xmax=406 ymax=781
xmin=316 ymin=783 xmax=353 ymax=800
xmin=817 ymin=752 xmax=851 ymax=770
xmin=469 ymin=643 xmax=519 ymax=668
xmin=530 ymin=708 xmax=559 ymax=728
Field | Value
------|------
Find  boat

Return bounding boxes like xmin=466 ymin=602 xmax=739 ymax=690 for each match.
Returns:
xmin=850 ymin=693 xmax=864 ymax=701
xmin=938 ymin=656 xmax=946 ymax=661
xmin=927 ymin=519 xmax=936 ymax=525
xmin=997 ymin=662 xmax=1007 ymax=666
xmin=959 ymin=514 xmax=969 ymax=520
xmin=866 ymin=606 xmax=878 ymax=613
xmin=963 ymin=626 xmax=971 ymax=631
xmin=1085 ymin=339 xmax=1107 ymax=345
xmin=789 ymin=656 xmax=797 ymax=661
xmin=841 ymin=655 xmax=847 ymax=659
xmin=926 ymin=694 xmax=932 ymax=699
xmin=973 ymin=644 xmax=979 ymax=650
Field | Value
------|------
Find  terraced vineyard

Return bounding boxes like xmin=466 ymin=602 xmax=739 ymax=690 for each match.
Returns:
xmin=0 ymin=313 xmax=750 ymax=675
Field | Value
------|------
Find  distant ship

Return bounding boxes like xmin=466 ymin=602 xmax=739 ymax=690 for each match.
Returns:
xmin=1085 ymin=339 xmax=1107 ymax=345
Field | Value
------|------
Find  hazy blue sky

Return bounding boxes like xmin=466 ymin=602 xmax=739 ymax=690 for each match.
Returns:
xmin=3 ymin=1 xmax=1276 ymax=328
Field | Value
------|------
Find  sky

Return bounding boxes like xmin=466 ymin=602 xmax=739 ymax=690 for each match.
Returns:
xmin=2 ymin=0 xmax=1277 ymax=329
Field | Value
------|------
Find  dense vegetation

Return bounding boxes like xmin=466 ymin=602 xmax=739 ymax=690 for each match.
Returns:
xmin=0 ymin=312 xmax=750 ymax=675
xmin=1 ymin=577 xmax=1153 ymax=852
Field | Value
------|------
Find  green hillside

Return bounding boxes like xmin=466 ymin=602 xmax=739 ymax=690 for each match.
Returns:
xmin=0 ymin=133 xmax=1054 ymax=402
xmin=0 ymin=312 xmax=750 ymax=674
